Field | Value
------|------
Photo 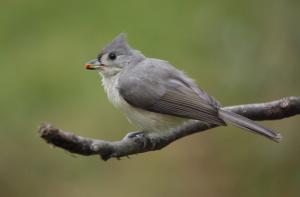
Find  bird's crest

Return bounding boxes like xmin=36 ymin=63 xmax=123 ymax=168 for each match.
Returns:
xmin=101 ymin=33 xmax=132 ymax=55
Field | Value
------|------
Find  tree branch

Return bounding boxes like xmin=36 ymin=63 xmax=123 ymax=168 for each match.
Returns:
xmin=38 ymin=96 xmax=300 ymax=161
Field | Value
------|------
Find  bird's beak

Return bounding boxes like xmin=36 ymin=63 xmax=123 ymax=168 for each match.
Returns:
xmin=84 ymin=59 xmax=102 ymax=70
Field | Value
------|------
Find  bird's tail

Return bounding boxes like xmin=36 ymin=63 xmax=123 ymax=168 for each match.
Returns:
xmin=218 ymin=109 xmax=282 ymax=142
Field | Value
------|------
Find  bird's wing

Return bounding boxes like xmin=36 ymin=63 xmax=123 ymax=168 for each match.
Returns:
xmin=118 ymin=59 xmax=225 ymax=125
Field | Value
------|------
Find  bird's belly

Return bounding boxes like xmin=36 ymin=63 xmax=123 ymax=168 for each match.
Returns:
xmin=122 ymin=104 xmax=186 ymax=133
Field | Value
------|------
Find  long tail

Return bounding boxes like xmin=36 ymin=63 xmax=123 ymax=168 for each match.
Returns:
xmin=218 ymin=109 xmax=282 ymax=142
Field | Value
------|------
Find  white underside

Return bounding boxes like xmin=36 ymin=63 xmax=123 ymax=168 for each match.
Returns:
xmin=101 ymin=72 xmax=187 ymax=133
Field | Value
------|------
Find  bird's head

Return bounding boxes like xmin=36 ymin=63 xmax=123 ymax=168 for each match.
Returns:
xmin=85 ymin=33 xmax=144 ymax=77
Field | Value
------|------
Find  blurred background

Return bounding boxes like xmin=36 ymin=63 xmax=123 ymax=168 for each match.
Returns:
xmin=0 ymin=0 xmax=299 ymax=196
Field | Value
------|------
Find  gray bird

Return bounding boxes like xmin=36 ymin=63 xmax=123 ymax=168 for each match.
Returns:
xmin=85 ymin=33 xmax=281 ymax=142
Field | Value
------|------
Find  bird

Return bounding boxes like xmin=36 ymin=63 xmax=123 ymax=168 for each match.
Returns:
xmin=84 ymin=33 xmax=281 ymax=142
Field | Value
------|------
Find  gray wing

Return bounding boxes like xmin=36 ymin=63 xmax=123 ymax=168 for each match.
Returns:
xmin=118 ymin=59 xmax=225 ymax=125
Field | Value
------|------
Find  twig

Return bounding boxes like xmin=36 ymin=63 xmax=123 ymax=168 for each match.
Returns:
xmin=38 ymin=96 xmax=300 ymax=161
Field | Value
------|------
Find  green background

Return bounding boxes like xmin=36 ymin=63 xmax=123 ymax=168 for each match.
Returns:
xmin=1 ymin=0 xmax=299 ymax=196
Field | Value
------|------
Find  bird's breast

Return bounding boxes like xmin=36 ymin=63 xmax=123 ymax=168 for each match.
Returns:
xmin=102 ymin=75 xmax=124 ymax=109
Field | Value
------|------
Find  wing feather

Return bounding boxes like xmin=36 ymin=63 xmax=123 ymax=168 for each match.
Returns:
xmin=148 ymin=89 xmax=225 ymax=125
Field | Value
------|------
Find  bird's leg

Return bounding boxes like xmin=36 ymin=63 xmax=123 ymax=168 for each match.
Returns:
xmin=122 ymin=131 xmax=145 ymax=140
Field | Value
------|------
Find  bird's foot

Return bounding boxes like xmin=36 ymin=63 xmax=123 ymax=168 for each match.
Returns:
xmin=122 ymin=131 xmax=145 ymax=140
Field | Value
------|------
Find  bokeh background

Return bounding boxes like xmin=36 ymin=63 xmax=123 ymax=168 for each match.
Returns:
xmin=1 ymin=0 xmax=299 ymax=196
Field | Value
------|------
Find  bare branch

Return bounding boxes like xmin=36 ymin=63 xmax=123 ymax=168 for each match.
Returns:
xmin=38 ymin=96 xmax=300 ymax=161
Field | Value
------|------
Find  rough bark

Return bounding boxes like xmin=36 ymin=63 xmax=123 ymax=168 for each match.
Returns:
xmin=38 ymin=96 xmax=300 ymax=161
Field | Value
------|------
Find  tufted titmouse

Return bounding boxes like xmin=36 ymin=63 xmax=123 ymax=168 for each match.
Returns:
xmin=84 ymin=34 xmax=281 ymax=142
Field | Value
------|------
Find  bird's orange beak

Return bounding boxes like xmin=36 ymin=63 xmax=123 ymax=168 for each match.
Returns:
xmin=85 ymin=64 xmax=94 ymax=70
xmin=84 ymin=59 xmax=101 ymax=70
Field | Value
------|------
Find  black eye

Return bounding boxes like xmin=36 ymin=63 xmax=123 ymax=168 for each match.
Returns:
xmin=108 ymin=52 xmax=117 ymax=60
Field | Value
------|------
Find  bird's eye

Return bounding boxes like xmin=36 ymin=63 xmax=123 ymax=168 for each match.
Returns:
xmin=108 ymin=52 xmax=117 ymax=60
